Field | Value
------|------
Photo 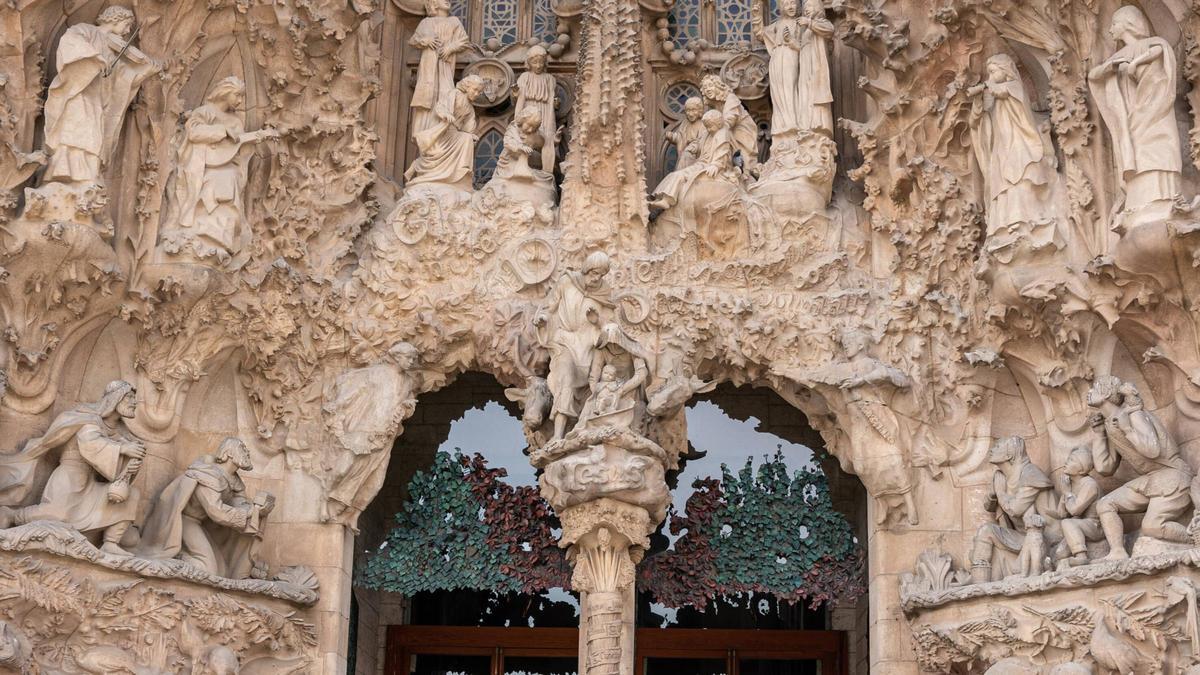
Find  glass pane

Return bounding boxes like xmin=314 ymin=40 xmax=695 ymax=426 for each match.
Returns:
xmin=667 ymin=0 xmax=700 ymax=42
xmin=504 ymin=655 xmax=578 ymax=674
xmin=410 ymin=654 xmax=491 ymax=675
xmin=717 ymin=0 xmax=752 ymax=44
xmin=533 ymin=0 xmax=557 ymax=42
xmin=663 ymin=82 xmax=700 ymax=118
xmin=483 ymin=0 xmax=518 ymax=46
xmin=739 ymin=659 xmax=821 ymax=675
xmin=644 ymin=657 xmax=726 ymax=675
xmin=474 ymin=128 xmax=505 ymax=188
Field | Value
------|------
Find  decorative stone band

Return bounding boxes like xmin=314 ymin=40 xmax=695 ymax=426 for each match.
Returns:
xmin=0 ymin=521 xmax=320 ymax=605
xmin=901 ymin=546 xmax=1200 ymax=615
xmin=530 ymin=425 xmax=672 ymax=470
xmin=558 ymin=497 xmax=653 ymax=553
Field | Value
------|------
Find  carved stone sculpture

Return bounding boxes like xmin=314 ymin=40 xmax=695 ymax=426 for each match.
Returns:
xmin=41 ymin=6 xmax=158 ymax=187
xmin=968 ymin=54 xmax=1058 ymax=262
xmin=482 ymin=107 xmax=556 ymax=210
xmin=408 ymin=0 xmax=470 ymax=138
xmin=970 ymin=437 xmax=1060 ymax=583
xmin=1051 ymin=446 xmax=1104 ymax=569
xmin=138 ymin=438 xmax=275 ymax=580
xmin=781 ymin=329 xmax=917 ymax=525
xmin=753 ymin=0 xmax=834 ymax=142
xmin=665 ymin=97 xmax=705 ymax=171
xmin=534 ymin=252 xmax=615 ymax=440
xmin=515 ymin=45 xmax=558 ymax=173
xmin=1087 ymin=6 xmax=1183 ymax=224
xmin=1086 ymin=375 xmax=1196 ymax=560
xmin=322 ymin=341 xmax=419 ymax=528
xmin=700 ymin=75 xmax=759 ymax=177
xmin=578 ymin=323 xmax=650 ymax=433
xmin=404 ymin=74 xmax=485 ymax=194
xmin=649 ymin=110 xmax=741 ymax=213
xmin=0 ymin=380 xmax=145 ymax=556
xmin=160 ymin=76 xmax=277 ymax=268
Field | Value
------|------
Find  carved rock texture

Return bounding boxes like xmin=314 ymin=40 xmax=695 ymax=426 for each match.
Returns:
xmin=0 ymin=0 xmax=1198 ymax=671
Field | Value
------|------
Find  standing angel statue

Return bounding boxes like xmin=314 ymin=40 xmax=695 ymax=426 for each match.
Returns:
xmin=42 ymin=6 xmax=160 ymax=185
xmin=161 ymin=76 xmax=277 ymax=267
xmin=1087 ymin=6 xmax=1183 ymax=222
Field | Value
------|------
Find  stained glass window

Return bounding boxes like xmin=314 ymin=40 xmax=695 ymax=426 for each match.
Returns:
xmin=663 ymin=81 xmax=701 ymax=117
xmin=717 ymin=0 xmax=753 ymax=45
xmin=474 ymin=128 xmax=505 ymax=188
xmin=668 ymin=0 xmax=701 ymax=43
xmin=483 ymin=0 xmax=518 ymax=46
xmin=770 ymin=0 xmax=781 ymax=20
xmin=533 ymin=0 xmax=556 ymax=42
xmin=449 ymin=0 xmax=468 ymax=23
xmin=663 ymin=144 xmax=680 ymax=175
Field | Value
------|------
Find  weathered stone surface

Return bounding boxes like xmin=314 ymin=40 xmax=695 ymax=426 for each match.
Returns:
xmin=0 ymin=0 xmax=1198 ymax=671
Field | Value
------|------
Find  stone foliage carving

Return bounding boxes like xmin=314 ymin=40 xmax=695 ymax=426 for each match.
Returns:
xmin=0 ymin=555 xmax=315 ymax=674
xmin=2 ymin=0 xmax=1200 ymax=667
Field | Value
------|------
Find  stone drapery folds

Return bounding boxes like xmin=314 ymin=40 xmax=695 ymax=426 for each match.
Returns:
xmin=1 ymin=0 xmax=1200 ymax=671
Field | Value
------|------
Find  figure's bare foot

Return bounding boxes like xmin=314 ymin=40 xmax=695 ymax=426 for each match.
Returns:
xmin=100 ymin=542 xmax=132 ymax=557
xmin=1101 ymin=549 xmax=1130 ymax=562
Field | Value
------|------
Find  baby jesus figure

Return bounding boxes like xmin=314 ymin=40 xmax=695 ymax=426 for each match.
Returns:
xmin=591 ymin=365 xmax=624 ymax=416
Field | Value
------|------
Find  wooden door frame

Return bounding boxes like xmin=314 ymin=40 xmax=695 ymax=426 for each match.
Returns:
xmin=386 ymin=625 xmax=848 ymax=675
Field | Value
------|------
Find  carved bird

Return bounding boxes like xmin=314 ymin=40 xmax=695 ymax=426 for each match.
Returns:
xmin=1089 ymin=618 xmax=1141 ymax=674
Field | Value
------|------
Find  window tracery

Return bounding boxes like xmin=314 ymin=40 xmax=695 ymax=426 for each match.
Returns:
xmin=668 ymin=0 xmax=701 ymax=43
xmin=482 ymin=0 xmax=518 ymax=47
xmin=716 ymin=0 xmax=753 ymax=45
xmin=532 ymin=0 xmax=556 ymax=43
xmin=474 ymin=127 xmax=505 ymax=188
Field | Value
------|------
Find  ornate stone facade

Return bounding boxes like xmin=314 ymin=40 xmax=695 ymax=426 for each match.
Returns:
xmin=0 ymin=0 xmax=1198 ymax=672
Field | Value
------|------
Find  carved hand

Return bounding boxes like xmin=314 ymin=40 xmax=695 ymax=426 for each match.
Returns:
xmin=121 ymin=441 xmax=146 ymax=460
xmin=1023 ymin=513 xmax=1045 ymax=529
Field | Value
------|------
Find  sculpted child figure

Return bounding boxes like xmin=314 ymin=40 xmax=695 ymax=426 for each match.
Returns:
xmin=1052 ymin=446 xmax=1104 ymax=569
xmin=650 ymin=110 xmax=738 ymax=212
xmin=515 ymin=45 xmax=558 ymax=172
xmin=590 ymin=365 xmax=624 ymax=417
xmin=409 ymin=0 xmax=469 ymax=137
xmin=665 ymin=97 xmax=705 ymax=171
xmin=700 ymin=75 xmax=759 ymax=177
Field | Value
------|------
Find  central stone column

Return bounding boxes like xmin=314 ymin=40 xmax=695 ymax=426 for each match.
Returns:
xmin=560 ymin=499 xmax=650 ymax=675
xmin=559 ymin=0 xmax=649 ymax=250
